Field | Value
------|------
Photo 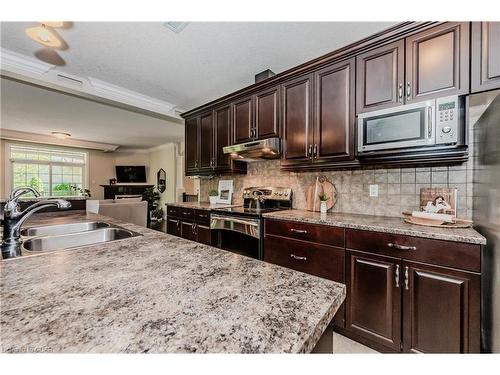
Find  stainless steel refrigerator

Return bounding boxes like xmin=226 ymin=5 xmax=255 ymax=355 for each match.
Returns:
xmin=470 ymin=89 xmax=500 ymax=353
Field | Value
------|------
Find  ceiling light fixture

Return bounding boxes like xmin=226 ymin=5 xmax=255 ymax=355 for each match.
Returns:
xmin=51 ymin=131 xmax=71 ymax=139
xmin=25 ymin=23 xmax=62 ymax=48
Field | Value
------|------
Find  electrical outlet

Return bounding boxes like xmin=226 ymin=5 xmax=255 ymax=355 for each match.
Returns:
xmin=369 ymin=184 xmax=379 ymax=197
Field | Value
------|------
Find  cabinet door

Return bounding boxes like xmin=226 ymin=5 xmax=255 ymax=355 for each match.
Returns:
xmin=214 ymin=104 xmax=232 ymax=170
xmin=196 ymin=225 xmax=212 ymax=246
xmin=181 ymin=221 xmax=197 ymax=241
xmin=166 ymin=219 xmax=181 ymax=237
xmin=232 ymin=96 xmax=253 ymax=144
xmin=254 ymin=86 xmax=279 ymax=139
xmin=313 ymin=58 xmax=355 ymax=163
xmin=356 ymin=40 xmax=405 ymax=113
xmin=471 ymin=22 xmax=500 ymax=93
xmin=405 ymin=22 xmax=470 ymax=102
xmin=281 ymin=74 xmax=314 ymax=163
xmin=346 ymin=250 xmax=402 ymax=351
xmin=185 ymin=116 xmax=199 ymax=172
xmin=199 ymin=111 xmax=214 ymax=170
xmin=402 ymin=261 xmax=480 ymax=353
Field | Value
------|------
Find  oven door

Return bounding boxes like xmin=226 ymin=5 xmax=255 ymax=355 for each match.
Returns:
xmin=210 ymin=214 xmax=262 ymax=259
xmin=358 ymin=99 xmax=436 ymax=152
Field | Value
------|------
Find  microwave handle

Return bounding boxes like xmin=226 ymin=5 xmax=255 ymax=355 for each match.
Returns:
xmin=427 ymin=106 xmax=433 ymax=139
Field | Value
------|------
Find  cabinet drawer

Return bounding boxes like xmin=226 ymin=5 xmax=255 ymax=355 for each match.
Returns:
xmin=346 ymin=229 xmax=481 ymax=272
xmin=167 ymin=206 xmax=194 ymax=221
xmin=194 ymin=210 xmax=210 ymax=225
xmin=264 ymin=234 xmax=345 ymax=282
xmin=265 ymin=219 xmax=344 ymax=248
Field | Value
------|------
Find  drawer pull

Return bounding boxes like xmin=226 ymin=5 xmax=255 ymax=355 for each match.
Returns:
xmin=183 ymin=211 xmax=190 ymax=215
xmin=404 ymin=266 xmax=409 ymax=290
xmin=388 ymin=243 xmax=416 ymax=251
xmin=290 ymin=253 xmax=307 ymax=261
xmin=198 ymin=214 xmax=208 ymax=218
xmin=395 ymin=264 xmax=400 ymax=288
xmin=290 ymin=228 xmax=308 ymax=234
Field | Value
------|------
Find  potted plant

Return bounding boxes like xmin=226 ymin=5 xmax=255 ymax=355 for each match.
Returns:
xmin=318 ymin=194 xmax=329 ymax=213
xmin=208 ymin=189 xmax=218 ymax=205
xmin=143 ymin=187 xmax=161 ymax=222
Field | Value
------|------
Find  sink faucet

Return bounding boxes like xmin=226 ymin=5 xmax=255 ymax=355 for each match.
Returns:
xmin=1 ymin=187 xmax=71 ymax=259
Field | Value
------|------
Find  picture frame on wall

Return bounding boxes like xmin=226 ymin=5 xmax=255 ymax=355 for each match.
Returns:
xmin=216 ymin=180 xmax=233 ymax=204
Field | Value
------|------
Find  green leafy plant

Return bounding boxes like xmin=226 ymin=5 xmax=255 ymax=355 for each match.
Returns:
xmin=318 ymin=194 xmax=330 ymax=202
xmin=208 ymin=189 xmax=218 ymax=197
xmin=70 ymin=184 xmax=91 ymax=198
xmin=28 ymin=176 xmax=45 ymax=195
xmin=143 ymin=186 xmax=161 ymax=212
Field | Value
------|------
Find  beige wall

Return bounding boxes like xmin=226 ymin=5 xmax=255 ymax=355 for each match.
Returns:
xmin=0 ymin=140 xmax=179 ymax=202
xmin=148 ymin=143 xmax=176 ymax=208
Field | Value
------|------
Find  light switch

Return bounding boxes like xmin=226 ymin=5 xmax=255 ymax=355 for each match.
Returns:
xmin=369 ymin=184 xmax=379 ymax=197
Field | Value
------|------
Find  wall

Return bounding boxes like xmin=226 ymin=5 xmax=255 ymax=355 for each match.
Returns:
xmin=148 ymin=143 xmax=177 ymax=208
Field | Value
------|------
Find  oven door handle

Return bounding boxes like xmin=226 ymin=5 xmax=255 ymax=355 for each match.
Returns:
xmin=210 ymin=215 xmax=259 ymax=228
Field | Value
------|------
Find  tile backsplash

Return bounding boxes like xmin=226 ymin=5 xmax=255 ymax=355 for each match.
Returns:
xmin=199 ymin=160 xmax=473 ymax=219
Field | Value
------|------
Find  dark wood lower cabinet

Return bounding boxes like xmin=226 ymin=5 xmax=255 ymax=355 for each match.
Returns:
xmin=346 ymin=250 xmax=402 ymax=351
xmin=196 ymin=225 xmax=212 ymax=246
xmin=166 ymin=206 xmax=212 ymax=246
xmin=181 ymin=221 xmax=197 ymax=241
xmin=402 ymin=261 xmax=481 ymax=353
xmin=166 ymin=219 xmax=181 ymax=237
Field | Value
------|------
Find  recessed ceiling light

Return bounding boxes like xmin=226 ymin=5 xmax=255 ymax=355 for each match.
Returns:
xmin=163 ymin=22 xmax=189 ymax=34
xmin=26 ymin=24 xmax=62 ymax=48
xmin=51 ymin=132 xmax=71 ymax=139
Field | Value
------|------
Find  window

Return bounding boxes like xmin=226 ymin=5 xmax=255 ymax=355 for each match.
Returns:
xmin=7 ymin=144 xmax=88 ymax=197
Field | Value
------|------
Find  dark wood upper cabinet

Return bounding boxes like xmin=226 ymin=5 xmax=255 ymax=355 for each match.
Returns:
xmin=346 ymin=250 xmax=402 ymax=351
xmin=402 ymin=261 xmax=480 ymax=353
xmin=185 ymin=116 xmax=199 ymax=172
xmin=254 ymin=86 xmax=280 ymax=139
xmin=405 ymin=22 xmax=470 ymax=102
xmin=281 ymin=74 xmax=314 ymax=162
xmin=356 ymin=40 xmax=405 ymax=113
xmin=313 ymin=58 xmax=355 ymax=163
xmin=232 ymin=96 xmax=253 ymax=144
xmin=199 ymin=111 xmax=214 ymax=170
xmin=214 ymin=104 xmax=232 ymax=170
xmin=471 ymin=22 xmax=500 ymax=93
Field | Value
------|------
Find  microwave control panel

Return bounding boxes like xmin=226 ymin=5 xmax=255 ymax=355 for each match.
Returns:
xmin=435 ymin=96 xmax=459 ymax=145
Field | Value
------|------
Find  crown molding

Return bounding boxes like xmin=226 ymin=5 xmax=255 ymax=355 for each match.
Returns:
xmin=0 ymin=48 xmax=185 ymax=121
xmin=0 ymin=48 xmax=55 ymax=75
xmin=0 ymin=129 xmax=119 ymax=152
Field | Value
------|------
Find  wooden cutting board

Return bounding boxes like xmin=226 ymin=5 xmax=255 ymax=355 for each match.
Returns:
xmin=306 ymin=176 xmax=337 ymax=212
xmin=402 ymin=212 xmax=473 ymax=228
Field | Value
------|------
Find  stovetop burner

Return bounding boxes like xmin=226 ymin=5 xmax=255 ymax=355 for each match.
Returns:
xmin=212 ymin=187 xmax=293 ymax=218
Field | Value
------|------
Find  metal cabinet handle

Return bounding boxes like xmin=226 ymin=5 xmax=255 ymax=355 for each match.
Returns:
xmin=290 ymin=254 xmax=307 ymax=261
xmin=395 ymin=264 xmax=400 ymax=288
xmin=404 ymin=266 xmax=409 ymax=290
xmin=290 ymin=228 xmax=308 ymax=234
xmin=313 ymin=144 xmax=318 ymax=158
xmin=388 ymin=243 xmax=417 ymax=251
xmin=398 ymin=83 xmax=403 ymax=103
xmin=406 ymin=81 xmax=411 ymax=100
xmin=176 ymin=220 xmax=181 ymax=229
xmin=308 ymin=144 xmax=313 ymax=159
xmin=192 ymin=223 xmax=197 ymax=235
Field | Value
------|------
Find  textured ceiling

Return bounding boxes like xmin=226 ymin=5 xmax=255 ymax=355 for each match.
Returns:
xmin=0 ymin=78 xmax=184 ymax=149
xmin=1 ymin=22 xmax=396 ymax=111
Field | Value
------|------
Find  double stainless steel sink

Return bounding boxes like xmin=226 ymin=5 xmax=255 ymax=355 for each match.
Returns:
xmin=20 ymin=221 xmax=142 ymax=255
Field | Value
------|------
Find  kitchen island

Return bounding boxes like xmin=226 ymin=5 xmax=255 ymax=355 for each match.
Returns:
xmin=0 ymin=211 xmax=345 ymax=353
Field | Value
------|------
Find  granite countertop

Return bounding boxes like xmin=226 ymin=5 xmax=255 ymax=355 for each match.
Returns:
xmin=166 ymin=201 xmax=241 ymax=211
xmin=263 ymin=209 xmax=486 ymax=245
xmin=0 ymin=211 xmax=345 ymax=353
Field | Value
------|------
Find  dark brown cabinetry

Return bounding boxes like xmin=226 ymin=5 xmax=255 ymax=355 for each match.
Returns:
xmin=471 ymin=22 xmax=500 ymax=93
xmin=346 ymin=250 xmax=401 ymax=351
xmin=166 ymin=206 xmax=212 ymax=245
xmin=344 ymin=229 xmax=481 ymax=353
xmin=232 ymin=85 xmax=280 ymax=144
xmin=402 ymin=261 xmax=480 ymax=353
xmin=356 ymin=40 xmax=405 ymax=113
xmin=185 ymin=109 xmax=246 ymax=176
xmin=185 ymin=116 xmax=199 ymax=173
xmin=282 ymin=58 xmax=355 ymax=169
xmin=405 ymin=22 xmax=470 ymax=102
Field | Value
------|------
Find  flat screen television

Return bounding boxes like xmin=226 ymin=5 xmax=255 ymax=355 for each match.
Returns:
xmin=115 ymin=166 xmax=147 ymax=183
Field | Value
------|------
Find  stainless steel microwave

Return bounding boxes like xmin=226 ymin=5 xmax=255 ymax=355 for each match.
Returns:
xmin=357 ymin=95 xmax=460 ymax=153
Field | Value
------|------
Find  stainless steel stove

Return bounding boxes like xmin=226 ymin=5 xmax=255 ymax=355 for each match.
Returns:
xmin=210 ymin=187 xmax=292 ymax=260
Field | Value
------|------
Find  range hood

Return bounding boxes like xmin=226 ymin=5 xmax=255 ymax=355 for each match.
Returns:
xmin=223 ymin=137 xmax=281 ymax=162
